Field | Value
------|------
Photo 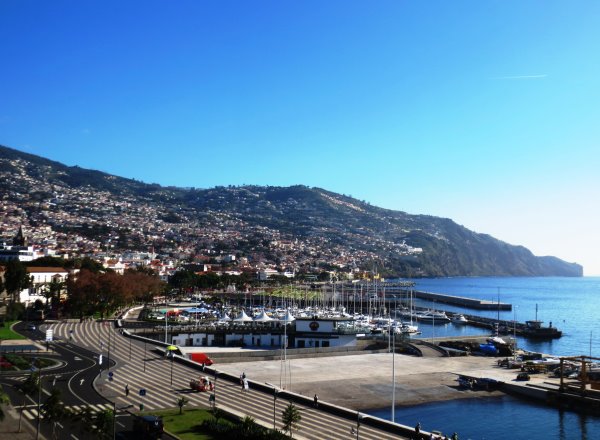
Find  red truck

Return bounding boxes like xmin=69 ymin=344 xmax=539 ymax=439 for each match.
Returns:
xmin=188 ymin=352 xmax=214 ymax=366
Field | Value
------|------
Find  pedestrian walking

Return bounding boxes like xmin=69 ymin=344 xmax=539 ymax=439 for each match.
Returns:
xmin=313 ymin=394 xmax=319 ymax=408
xmin=125 ymin=384 xmax=129 ymax=397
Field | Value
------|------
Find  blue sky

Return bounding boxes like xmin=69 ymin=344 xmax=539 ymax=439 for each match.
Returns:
xmin=1 ymin=1 xmax=599 ymax=274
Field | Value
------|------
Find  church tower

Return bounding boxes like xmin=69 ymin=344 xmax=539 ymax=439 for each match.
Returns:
xmin=12 ymin=225 xmax=27 ymax=247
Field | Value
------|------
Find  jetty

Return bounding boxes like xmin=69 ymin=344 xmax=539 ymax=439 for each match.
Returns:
xmin=342 ymin=281 xmax=513 ymax=311
xmin=412 ymin=290 xmax=511 ymax=310
xmin=454 ymin=355 xmax=600 ymax=415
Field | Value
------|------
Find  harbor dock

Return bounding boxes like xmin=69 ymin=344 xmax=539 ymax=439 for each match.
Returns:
xmin=412 ymin=290 xmax=512 ymax=310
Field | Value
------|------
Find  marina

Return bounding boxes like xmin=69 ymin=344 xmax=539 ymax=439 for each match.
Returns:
xmin=118 ymin=276 xmax=599 ymax=439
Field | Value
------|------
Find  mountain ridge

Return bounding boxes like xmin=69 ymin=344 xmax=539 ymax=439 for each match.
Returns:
xmin=0 ymin=144 xmax=583 ymax=277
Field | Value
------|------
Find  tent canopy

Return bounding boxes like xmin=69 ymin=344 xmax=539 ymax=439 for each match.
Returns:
xmin=280 ymin=310 xmax=295 ymax=323
xmin=233 ymin=310 xmax=253 ymax=322
xmin=253 ymin=310 xmax=273 ymax=322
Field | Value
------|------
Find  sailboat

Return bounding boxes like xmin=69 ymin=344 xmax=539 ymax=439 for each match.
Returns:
xmin=399 ymin=288 xmax=419 ymax=334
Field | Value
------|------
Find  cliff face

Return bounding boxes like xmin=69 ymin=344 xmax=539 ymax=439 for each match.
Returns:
xmin=0 ymin=144 xmax=583 ymax=277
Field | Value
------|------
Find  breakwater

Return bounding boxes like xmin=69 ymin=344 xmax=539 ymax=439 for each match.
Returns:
xmin=412 ymin=290 xmax=511 ymax=310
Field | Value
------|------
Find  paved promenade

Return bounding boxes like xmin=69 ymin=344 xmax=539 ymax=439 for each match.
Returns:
xmin=44 ymin=319 xmax=414 ymax=439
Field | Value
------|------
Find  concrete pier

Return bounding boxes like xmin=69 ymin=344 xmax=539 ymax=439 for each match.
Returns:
xmin=413 ymin=290 xmax=512 ymax=310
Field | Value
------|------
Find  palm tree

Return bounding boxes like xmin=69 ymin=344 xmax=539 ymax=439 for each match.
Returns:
xmin=0 ymin=388 xmax=10 ymax=422
xmin=281 ymin=402 xmax=301 ymax=439
xmin=93 ymin=409 xmax=114 ymax=439
xmin=41 ymin=388 xmax=67 ymax=439
xmin=176 ymin=396 xmax=189 ymax=414
xmin=240 ymin=415 xmax=258 ymax=436
xmin=18 ymin=372 xmax=39 ymax=432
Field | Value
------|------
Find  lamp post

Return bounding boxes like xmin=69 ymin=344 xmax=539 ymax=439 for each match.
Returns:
xmin=265 ymin=382 xmax=279 ymax=430
xmin=165 ymin=308 xmax=168 ymax=343
xmin=272 ymin=388 xmax=277 ymax=429
xmin=107 ymin=323 xmax=111 ymax=372
xmin=355 ymin=412 xmax=362 ymax=440
xmin=35 ymin=361 xmax=42 ymax=440
xmin=391 ymin=295 xmax=396 ymax=423
xmin=170 ymin=351 xmax=174 ymax=386
xmin=513 ymin=306 xmax=518 ymax=360
xmin=213 ymin=370 xmax=218 ymax=407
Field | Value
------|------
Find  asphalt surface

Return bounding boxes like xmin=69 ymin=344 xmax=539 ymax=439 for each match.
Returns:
xmin=44 ymin=318 xmax=413 ymax=439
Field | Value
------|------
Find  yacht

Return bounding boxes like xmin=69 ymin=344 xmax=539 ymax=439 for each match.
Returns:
xmin=415 ymin=310 xmax=450 ymax=323
xmin=451 ymin=314 xmax=468 ymax=325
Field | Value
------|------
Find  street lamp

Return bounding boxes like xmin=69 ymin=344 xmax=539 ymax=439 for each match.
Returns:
xmin=213 ymin=370 xmax=219 ymax=407
xmin=355 ymin=412 xmax=363 ymax=439
xmin=35 ymin=360 xmax=42 ymax=440
xmin=391 ymin=294 xmax=397 ymax=424
xmin=166 ymin=344 xmax=179 ymax=386
xmin=265 ymin=382 xmax=279 ymax=430
xmin=107 ymin=323 xmax=112 ymax=372
xmin=170 ymin=352 xmax=174 ymax=385
xmin=513 ymin=306 xmax=518 ymax=360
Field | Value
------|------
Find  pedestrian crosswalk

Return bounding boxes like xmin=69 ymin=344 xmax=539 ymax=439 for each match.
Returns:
xmin=15 ymin=403 xmax=114 ymax=420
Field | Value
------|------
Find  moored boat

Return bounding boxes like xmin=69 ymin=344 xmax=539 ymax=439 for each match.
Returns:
xmin=415 ymin=310 xmax=450 ymax=323
xmin=451 ymin=314 xmax=468 ymax=325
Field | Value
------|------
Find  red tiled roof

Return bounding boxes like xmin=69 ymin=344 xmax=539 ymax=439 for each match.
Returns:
xmin=26 ymin=267 xmax=68 ymax=273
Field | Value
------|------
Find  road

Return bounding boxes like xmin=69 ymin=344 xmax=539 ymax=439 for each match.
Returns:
xmin=41 ymin=317 xmax=409 ymax=439
xmin=2 ymin=321 xmax=175 ymax=440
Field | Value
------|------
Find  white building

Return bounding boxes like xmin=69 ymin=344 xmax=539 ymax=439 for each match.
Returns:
xmin=20 ymin=267 xmax=70 ymax=306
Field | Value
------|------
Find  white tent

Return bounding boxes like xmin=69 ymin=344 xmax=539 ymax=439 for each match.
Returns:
xmin=219 ymin=312 xmax=231 ymax=322
xmin=253 ymin=310 xmax=274 ymax=322
xmin=280 ymin=310 xmax=296 ymax=323
xmin=233 ymin=310 xmax=253 ymax=322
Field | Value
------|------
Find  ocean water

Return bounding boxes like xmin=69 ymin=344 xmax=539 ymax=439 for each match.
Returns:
xmin=403 ymin=276 xmax=600 ymax=356
xmin=371 ymin=277 xmax=600 ymax=439
xmin=368 ymin=395 xmax=600 ymax=440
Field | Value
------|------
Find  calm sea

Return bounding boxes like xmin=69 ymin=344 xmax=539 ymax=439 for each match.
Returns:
xmin=369 ymin=277 xmax=600 ymax=439
xmin=368 ymin=395 xmax=600 ymax=440
xmin=405 ymin=276 xmax=600 ymax=356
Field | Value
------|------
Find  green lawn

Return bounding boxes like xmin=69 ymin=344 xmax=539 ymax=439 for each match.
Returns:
xmin=150 ymin=407 xmax=220 ymax=440
xmin=0 ymin=321 xmax=26 ymax=340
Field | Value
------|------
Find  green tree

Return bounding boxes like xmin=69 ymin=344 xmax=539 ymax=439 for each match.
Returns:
xmin=26 ymin=256 xmax=67 ymax=267
xmin=92 ymin=408 xmax=114 ymax=439
xmin=0 ymin=387 xmax=10 ymax=422
xmin=240 ymin=415 xmax=259 ymax=437
xmin=41 ymin=387 xmax=68 ymax=438
xmin=71 ymin=406 xmax=95 ymax=436
xmin=41 ymin=387 xmax=67 ymax=420
xmin=4 ymin=259 xmax=30 ymax=304
xmin=281 ymin=403 xmax=301 ymax=439
xmin=168 ymin=269 xmax=198 ymax=292
xmin=176 ymin=396 xmax=189 ymax=414
xmin=18 ymin=372 xmax=39 ymax=432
